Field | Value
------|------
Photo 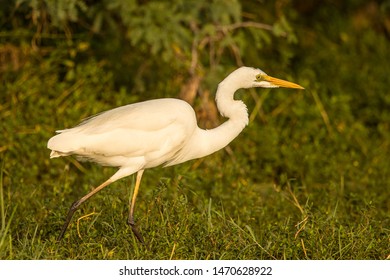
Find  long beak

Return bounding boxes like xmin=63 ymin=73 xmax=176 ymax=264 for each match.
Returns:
xmin=264 ymin=75 xmax=304 ymax=89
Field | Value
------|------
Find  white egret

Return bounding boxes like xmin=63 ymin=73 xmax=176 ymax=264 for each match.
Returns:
xmin=48 ymin=66 xmax=304 ymax=242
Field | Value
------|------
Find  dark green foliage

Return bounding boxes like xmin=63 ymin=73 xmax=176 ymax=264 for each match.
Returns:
xmin=0 ymin=0 xmax=389 ymax=259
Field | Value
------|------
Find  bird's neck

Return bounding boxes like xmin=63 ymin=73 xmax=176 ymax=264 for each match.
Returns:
xmin=215 ymin=81 xmax=249 ymax=126
xmin=209 ymin=80 xmax=249 ymax=143
xmin=166 ymin=79 xmax=250 ymax=166
xmin=194 ymin=80 xmax=249 ymax=158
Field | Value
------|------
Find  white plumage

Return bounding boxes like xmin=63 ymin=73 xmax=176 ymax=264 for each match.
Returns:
xmin=49 ymin=99 xmax=196 ymax=170
xmin=48 ymin=66 xmax=303 ymax=242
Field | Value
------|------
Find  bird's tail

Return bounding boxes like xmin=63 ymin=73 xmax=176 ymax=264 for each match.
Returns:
xmin=50 ymin=150 xmax=63 ymax=158
xmin=47 ymin=131 xmax=77 ymax=159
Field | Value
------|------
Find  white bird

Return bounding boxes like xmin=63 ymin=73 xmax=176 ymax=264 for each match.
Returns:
xmin=48 ymin=66 xmax=304 ymax=242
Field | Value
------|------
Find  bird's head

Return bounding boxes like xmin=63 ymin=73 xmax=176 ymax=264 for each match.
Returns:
xmin=225 ymin=66 xmax=304 ymax=90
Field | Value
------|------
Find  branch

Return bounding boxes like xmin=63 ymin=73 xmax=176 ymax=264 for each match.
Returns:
xmin=218 ymin=21 xmax=287 ymax=37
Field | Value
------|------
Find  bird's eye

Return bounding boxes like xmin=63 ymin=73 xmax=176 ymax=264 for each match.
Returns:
xmin=256 ymin=74 xmax=265 ymax=81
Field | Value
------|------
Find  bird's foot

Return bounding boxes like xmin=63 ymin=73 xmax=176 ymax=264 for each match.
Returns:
xmin=128 ymin=221 xmax=145 ymax=244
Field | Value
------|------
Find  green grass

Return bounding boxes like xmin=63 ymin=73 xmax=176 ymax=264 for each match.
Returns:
xmin=1 ymin=8 xmax=389 ymax=259
xmin=0 ymin=62 xmax=389 ymax=259
xmin=0 ymin=155 xmax=388 ymax=259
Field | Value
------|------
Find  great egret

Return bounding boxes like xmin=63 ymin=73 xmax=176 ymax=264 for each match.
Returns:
xmin=48 ymin=66 xmax=304 ymax=242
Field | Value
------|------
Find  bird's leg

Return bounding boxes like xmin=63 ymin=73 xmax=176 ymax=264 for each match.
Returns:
xmin=127 ymin=169 xmax=145 ymax=243
xmin=57 ymin=178 xmax=113 ymax=241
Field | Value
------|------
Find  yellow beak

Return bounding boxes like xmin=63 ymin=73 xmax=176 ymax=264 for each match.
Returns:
xmin=264 ymin=75 xmax=304 ymax=89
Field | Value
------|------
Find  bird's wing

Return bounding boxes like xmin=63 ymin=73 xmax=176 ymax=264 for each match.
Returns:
xmin=48 ymin=98 xmax=197 ymax=167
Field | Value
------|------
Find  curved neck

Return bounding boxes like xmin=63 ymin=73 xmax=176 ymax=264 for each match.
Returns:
xmin=188 ymin=80 xmax=249 ymax=161
xmin=205 ymin=81 xmax=249 ymax=149
xmin=166 ymin=77 xmax=250 ymax=166
xmin=215 ymin=80 xmax=249 ymax=126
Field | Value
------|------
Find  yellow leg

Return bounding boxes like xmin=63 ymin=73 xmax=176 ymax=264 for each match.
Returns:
xmin=128 ymin=169 xmax=145 ymax=243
